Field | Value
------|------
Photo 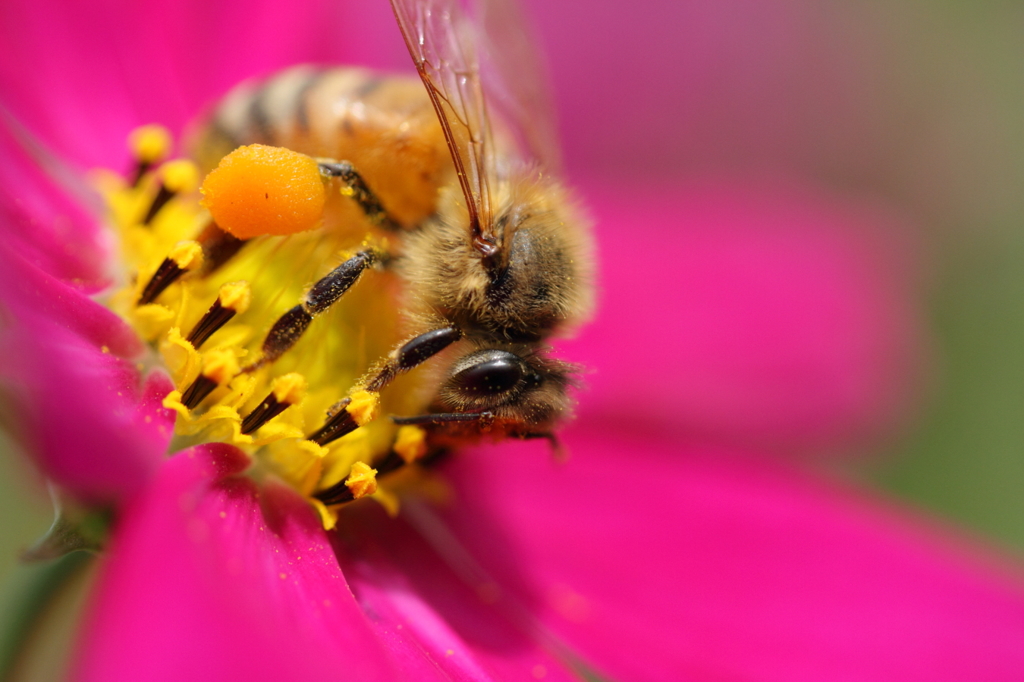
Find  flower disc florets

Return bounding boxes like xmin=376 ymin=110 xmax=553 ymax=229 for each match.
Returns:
xmin=96 ymin=127 xmax=427 ymax=528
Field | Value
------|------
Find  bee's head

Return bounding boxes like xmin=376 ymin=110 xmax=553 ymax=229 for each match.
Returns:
xmin=436 ymin=346 xmax=576 ymax=432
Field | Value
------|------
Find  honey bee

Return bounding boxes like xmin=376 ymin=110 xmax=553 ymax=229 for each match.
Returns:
xmin=181 ymin=0 xmax=593 ymax=503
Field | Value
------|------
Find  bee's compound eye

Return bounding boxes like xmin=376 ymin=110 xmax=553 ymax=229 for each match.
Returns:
xmin=452 ymin=351 xmax=526 ymax=398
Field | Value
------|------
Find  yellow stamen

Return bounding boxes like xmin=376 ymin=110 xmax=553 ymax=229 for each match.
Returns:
xmin=319 ymin=431 xmax=372 ymax=490
xmin=200 ymin=144 xmax=326 ymax=239
xmin=168 ymin=240 xmax=203 ymax=271
xmin=201 ymin=349 xmax=240 ymax=385
xmin=128 ymin=125 xmax=172 ymax=164
xmin=394 ymin=425 xmax=428 ymax=463
xmin=160 ymin=159 xmax=200 ymax=194
xmin=102 ymin=127 xmax=421 ymax=520
xmin=218 ymin=281 xmax=251 ymax=313
xmin=271 ymin=373 xmax=308 ymax=405
xmin=346 ymin=390 xmax=380 ymax=426
xmin=345 ymin=462 xmax=378 ymax=499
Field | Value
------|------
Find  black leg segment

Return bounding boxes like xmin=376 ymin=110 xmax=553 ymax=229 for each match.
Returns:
xmin=318 ymin=161 xmax=400 ymax=230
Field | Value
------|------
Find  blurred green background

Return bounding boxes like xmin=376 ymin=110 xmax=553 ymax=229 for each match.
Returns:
xmin=0 ymin=433 xmax=52 ymax=582
xmin=851 ymin=1 xmax=1024 ymax=555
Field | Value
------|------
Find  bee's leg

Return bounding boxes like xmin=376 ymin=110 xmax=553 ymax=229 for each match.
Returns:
xmin=318 ymin=161 xmax=401 ymax=230
xmin=306 ymin=326 xmax=463 ymax=446
xmin=390 ymin=412 xmax=495 ymax=426
xmin=138 ymin=161 xmax=391 ymax=307
xmin=239 ymin=249 xmax=380 ymax=374
xmin=230 ymin=256 xmax=374 ymax=429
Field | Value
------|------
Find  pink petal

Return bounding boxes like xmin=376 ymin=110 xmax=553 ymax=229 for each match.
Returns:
xmin=0 ymin=248 xmax=171 ymax=502
xmin=565 ymin=179 xmax=923 ymax=453
xmin=531 ymin=1 xmax=881 ymax=181
xmin=333 ymin=504 xmax=583 ymax=681
xmin=76 ymin=443 xmax=580 ymax=681
xmin=435 ymin=432 xmax=1024 ymax=681
xmin=0 ymin=119 xmax=109 ymax=285
xmin=73 ymin=444 xmax=403 ymax=682
xmin=0 ymin=246 xmax=139 ymax=358
xmin=0 ymin=0 xmax=409 ymax=170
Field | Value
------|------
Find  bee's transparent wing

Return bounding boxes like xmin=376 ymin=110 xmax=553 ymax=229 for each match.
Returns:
xmin=389 ymin=0 xmax=561 ymax=250
xmin=477 ymin=0 xmax=562 ymax=174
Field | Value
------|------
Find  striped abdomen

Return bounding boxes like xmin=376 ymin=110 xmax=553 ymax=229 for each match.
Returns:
xmin=189 ymin=66 xmax=451 ymax=228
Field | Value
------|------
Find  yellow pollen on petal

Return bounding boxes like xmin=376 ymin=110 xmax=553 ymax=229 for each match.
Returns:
xmin=345 ymin=462 xmax=378 ymax=500
xmin=200 ymin=144 xmax=326 ymax=239
xmin=218 ymin=281 xmax=251 ymax=313
xmin=394 ymin=425 xmax=428 ymax=464
xmin=346 ymin=390 xmax=380 ymax=426
xmin=161 ymin=159 xmax=200 ymax=194
xmin=128 ymin=125 xmax=172 ymax=164
xmin=271 ymin=373 xmax=307 ymax=405
xmin=168 ymin=240 xmax=204 ymax=271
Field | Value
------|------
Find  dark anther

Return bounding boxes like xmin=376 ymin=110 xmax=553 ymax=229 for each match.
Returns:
xmin=240 ymin=392 xmax=290 ymax=435
xmin=313 ymin=439 xmax=441 ymax=506
xmin=314 ymin=480 xmax=355 ymax=506
xmin=138 ymin=258 xmax=184 ymax=306
xmin=129 ymin=160 xmax=152 ymax=189
xmin=181 ymin=375 xmax=218 ymax=410
xmin=141 ymin=184 xmax=175 ymax=225
xmin=373 ymin=450 xmax=407 ymax=477
xmin=186 ymin=299 xmax=236 ymax=349
xmin=307 ymin=399 xmax=358 ymax=446
xmin=197 ymin=223 xmax=246 ymax=276
xmin=365 ymin=327 xmax=462 ymax=392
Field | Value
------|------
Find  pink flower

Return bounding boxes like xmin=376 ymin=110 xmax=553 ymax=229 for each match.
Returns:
xmin=2 ymin=0 xmax=1024 ymax=680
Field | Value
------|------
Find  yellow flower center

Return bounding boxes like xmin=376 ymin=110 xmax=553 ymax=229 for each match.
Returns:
xmin=96 ymin=126 xmax=435 ymax=528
